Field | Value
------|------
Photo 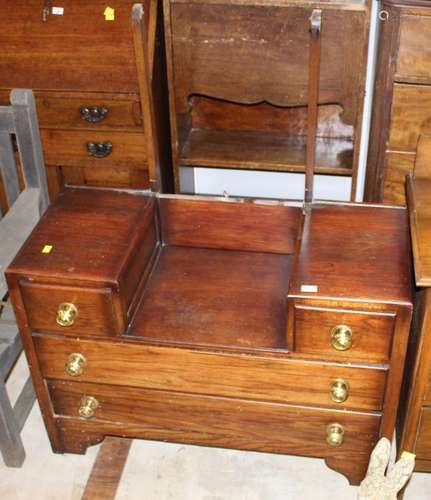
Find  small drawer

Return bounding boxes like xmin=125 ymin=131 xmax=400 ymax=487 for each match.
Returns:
xmin=8 ymin=191 xmax=158 ymax=338
xmin=35 ymin=93 xmax=143 ymax=131
xmin=35 ymin=334 xmax=387 ymax=411
xmin=47 ymin=379 xmax=380 ymax=484
xmin=396 ymin=15 xmax=431 ymax=84
xmin=40 ymin=129 xmax=147 ymax=167
xmin=20 ymin=281 xmax=124 ymax=336
xmin=291 ymin=304 xmax=395 ymax=363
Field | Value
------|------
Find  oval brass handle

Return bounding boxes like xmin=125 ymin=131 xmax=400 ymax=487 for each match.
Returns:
xmin=87 ymin=141 xmax=113 ymax=158
xmin=65 ymin=353 xmax=87 ymax=377
xmin=79 ymin=396 xmax=99 ymax=419
xmin=326 ymin=423 xmax=345 ymax=447
xmin=330 ymin=379 xmax=350 ymax=403
xmin=80 ymin=106 xmax=108 ymax=123
xmin=331 ymin=325 xmax=353 ymax=351
xmin=56 ymin=302 xmax=78 ymax=327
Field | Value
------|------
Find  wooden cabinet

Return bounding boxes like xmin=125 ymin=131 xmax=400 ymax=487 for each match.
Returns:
xmin=365 ymin=0 xmax=431 ymax=204
xmin=399 ymin=163 xmax=431 ymax=472
xmin=0 ymin=0 xmax=172 ymax=202
xmin=6 ymin=187 xmax=413 ymax=485
xmin=163 ymin=0 xmax=370 ymax=196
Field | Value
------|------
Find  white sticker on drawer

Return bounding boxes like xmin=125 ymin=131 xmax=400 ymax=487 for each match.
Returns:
xmin=301 ymin=284 xmax=318 ymax=293
xmin=52 ymin=7 xmax=64 ymax=15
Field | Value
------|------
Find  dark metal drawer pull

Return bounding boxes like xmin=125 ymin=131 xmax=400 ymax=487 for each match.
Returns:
xmin=87 ymin=141 xmax=113 ymax=158
xmin=80 ymin=106 xmax=108 ymax=123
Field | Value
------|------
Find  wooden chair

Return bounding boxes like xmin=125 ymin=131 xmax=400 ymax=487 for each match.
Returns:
xmin=0 ymin=89 xmax=49 ymax=467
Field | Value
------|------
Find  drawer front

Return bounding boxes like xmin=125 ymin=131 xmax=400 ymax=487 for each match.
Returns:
xmin=415 ymin=408 xmax=431 ymax=460
xmin=0 ymin=0 xmax=139 ymax=93
xmin=388 ymin=84 xmax=431 ymax=152
xmin=36 ymin=93 xmax=143 ymax=131
xmin=40 ymin=130 xmax=147 ymax=167
xmin=292 ymin=305 xmax=395 ymax=363
xmin=35 ymin=335 xmax=387 ymax=410
xmin=396 ymin=15 xmax=431 ymax=84
xmin=21 ymin=281 xmax=124 ymax=336
xmin=60 ymin=165 xmax=150 ymax=190
xmin=48 ymin=379 xmax=380 ymax=482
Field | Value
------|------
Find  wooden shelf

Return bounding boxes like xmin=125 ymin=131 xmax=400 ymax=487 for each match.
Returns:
xmin=180 ymin=129 xmax=354 ymax=175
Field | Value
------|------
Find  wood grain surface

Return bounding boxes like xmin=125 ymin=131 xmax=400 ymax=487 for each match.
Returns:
xmin=159 ymin=197 xmax=301 ymax=254
xmin=0 ymin=0 xmax=139 ymax=93
xmin=396 ymin=13 xmax=431 ymax=84
xmin=36 ymin=334 xmax=387 ymax=411
xmin=82 ymin=437 xmax=132 ymax=500
xmin=52 ymin=389 xmax=380 ymax=485
xmin=288 ymin=203 xmax=413 ymax=305
xmin=7 ymin=189 xmax=155 ymax=283
xmin=132 ymin=245 xmax=291 ymax=350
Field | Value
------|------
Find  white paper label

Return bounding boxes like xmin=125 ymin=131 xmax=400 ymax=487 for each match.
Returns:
xmin=52 ymin=7 xmax=64 ymax=15
xmin=301 ymin=284 xmax=318 ymax=293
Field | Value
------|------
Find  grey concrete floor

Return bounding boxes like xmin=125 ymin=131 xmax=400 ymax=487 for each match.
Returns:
xmin=1 ymin=353 xmax=430 ymax=500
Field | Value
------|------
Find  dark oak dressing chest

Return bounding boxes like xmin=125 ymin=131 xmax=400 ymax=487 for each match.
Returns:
xmin=6 ymin=187 xmax=413 ymax=484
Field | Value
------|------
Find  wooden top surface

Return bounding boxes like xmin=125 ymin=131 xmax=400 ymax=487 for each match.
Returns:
xmin=289 ymin=203 xmax=413 ymax=305
xmin=406 ymin=175 xmax=431 ymax=287
xmin=131 ymin=246 xmax=291 ymax=349
xmin=7 ymin=189 xmax=153 ymax=285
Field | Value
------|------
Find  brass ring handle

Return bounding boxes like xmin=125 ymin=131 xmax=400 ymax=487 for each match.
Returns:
xmin=79 ymin=396 xmax=99 ymax=419
xmin=87 ymin=141 xmax=113 ymax=158
xmin=80 ymin=106 xmax=108 ymax=123
xmin=65 ymin=353 xmax=87 ymax=377
xmin=56 ymin=302 xmax=78 ymax=327
xmin=326 ymin=423 xmax=345 ymax=447
xmin=330 ymin=379 xmax=350 ymax=403
xmin=331 ymin=325 xmax=353 ymax=351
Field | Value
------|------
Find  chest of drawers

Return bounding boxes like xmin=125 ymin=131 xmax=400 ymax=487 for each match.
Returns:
xmin=0 ymin=0 xmax=172 ymax=203
xmin=6 ymin=188 xmax=413 ymax=485
xmin=366 ymin=0 xmax=431 ymax=204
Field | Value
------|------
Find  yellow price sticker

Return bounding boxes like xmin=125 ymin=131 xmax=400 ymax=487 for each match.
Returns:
xmin=401 ymin=451 xmax=416 ymax=461
xmin=41 ymin=245 xmax=53 ymax=254
xmin=104 ymin=6 xmax=115 ymax=21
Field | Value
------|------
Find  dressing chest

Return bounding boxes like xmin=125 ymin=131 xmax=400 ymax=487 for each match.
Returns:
xmin=6 ymin=187 xmax=413 ymax=484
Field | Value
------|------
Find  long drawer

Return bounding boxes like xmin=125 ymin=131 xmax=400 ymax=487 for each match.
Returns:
xmin=35 ymin=335 xmax=387 ymax=411
xmin=40 ymin=129 xmax=147 ymax=167
xmin=48 ymin=379 xmax=380 ymax=470
xmin=0 ymin=90 xmax=143 ymax=131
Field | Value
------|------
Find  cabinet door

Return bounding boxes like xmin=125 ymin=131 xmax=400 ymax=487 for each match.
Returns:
xmin=0 ymin=1 xmax=138 ymax=92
